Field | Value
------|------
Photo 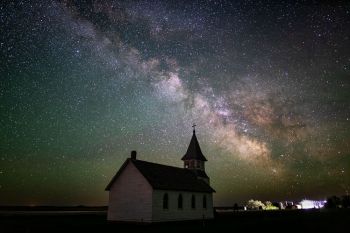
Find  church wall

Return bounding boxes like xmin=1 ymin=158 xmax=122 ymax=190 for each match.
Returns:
xmin=152 ymin=190 xmax=214 ymax=222
xmin=107 ymin=161 xmax=153 ymax=222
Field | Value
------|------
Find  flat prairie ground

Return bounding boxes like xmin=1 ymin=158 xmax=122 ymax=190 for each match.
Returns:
xmin=1 ymin=209 xmax=349 ymax=233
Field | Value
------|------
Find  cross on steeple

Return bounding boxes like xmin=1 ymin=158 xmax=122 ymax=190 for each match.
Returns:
xmin=192 ymin=123 xmax=196 ymax=133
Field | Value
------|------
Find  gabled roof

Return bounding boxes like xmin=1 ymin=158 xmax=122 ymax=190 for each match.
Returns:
xmin=105 ymin=159 xmax=215 ymax=193
xmin=181 ymin=130 xmax=207 ymax=161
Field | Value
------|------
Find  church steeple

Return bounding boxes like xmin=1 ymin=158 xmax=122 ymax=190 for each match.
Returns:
xmin=181 ymin=127 xmax=207 ymax=162
xmin=181 ymin=125 xmax=209 ymax=183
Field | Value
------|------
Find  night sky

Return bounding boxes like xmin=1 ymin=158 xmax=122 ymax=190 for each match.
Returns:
xmin=1 ymin=0 xmax=349 ymax=206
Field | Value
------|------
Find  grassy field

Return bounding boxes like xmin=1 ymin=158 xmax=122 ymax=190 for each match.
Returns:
xmin=1 ymin=209 xmax=349 ymax=233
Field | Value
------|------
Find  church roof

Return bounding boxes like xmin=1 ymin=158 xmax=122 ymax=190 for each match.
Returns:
xmin=105 ymin=159 xmax=215 ymax=193
xmin=191 ymin=169 xmax=209 ymax=179
xmin=181 ymin=130 xmax=207 ymax=161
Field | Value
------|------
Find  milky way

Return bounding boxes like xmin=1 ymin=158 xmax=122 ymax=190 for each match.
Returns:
xmin=1 ymin=1 xmax=349 ymax=205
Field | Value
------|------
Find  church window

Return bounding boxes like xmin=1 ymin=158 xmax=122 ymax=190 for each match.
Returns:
xmin=163 ymin=193 xmax=168 ymax=209
xmin=178 ymin=194 xmax=183 ymax=209
xmin=203 ymin=195 xmax=207 ymax=208
xmin=191 ymin=195 xmax=196 ymax=209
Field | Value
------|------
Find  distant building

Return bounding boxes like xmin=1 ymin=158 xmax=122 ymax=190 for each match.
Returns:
xmin=105 ymin=129 xmax=215 ymax=222
xmin=300 ymin=199 xmax=326 ymax=209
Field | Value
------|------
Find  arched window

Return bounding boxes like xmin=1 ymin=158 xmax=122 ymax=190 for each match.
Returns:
xmin=163 ymin=193 xmax=168 ymax=209
xmin=191 ymin=195 xmax=196 ymax=209
xmin=178 ymin=194 xmax=183 ymax=209
xmin=203 ymin=195 xmax=207 ymax=208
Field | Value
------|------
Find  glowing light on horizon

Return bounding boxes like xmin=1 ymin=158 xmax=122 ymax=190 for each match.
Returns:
xmin=300 ymin=199 xmax=326 ymax=209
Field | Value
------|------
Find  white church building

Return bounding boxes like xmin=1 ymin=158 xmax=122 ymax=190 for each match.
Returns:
xmin=105 ymin=129 xmax=215 ymax=222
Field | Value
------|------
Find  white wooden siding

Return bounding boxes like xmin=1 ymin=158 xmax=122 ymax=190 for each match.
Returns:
xmin=107 ymin=161 xmax=153 ymax=222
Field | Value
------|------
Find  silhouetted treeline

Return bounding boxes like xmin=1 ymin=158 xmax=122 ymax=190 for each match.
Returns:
xmin=325 ymin=195 xmax=350 ymax=208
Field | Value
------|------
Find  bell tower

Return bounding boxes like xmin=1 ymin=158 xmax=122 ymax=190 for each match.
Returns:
xmin=181 ymin=125 xmax=209 ymax=183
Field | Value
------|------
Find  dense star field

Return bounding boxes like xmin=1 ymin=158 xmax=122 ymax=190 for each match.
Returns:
xmin=1 ymin=1 xmax=349 ymax=206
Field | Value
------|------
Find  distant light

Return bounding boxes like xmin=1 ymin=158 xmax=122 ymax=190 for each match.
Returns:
xmin=300 ymin=199 xmax=326 ymax=209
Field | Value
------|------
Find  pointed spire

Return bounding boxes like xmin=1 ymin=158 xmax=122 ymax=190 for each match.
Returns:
xmin=181 ymin=127 xmax=207 ymax=161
